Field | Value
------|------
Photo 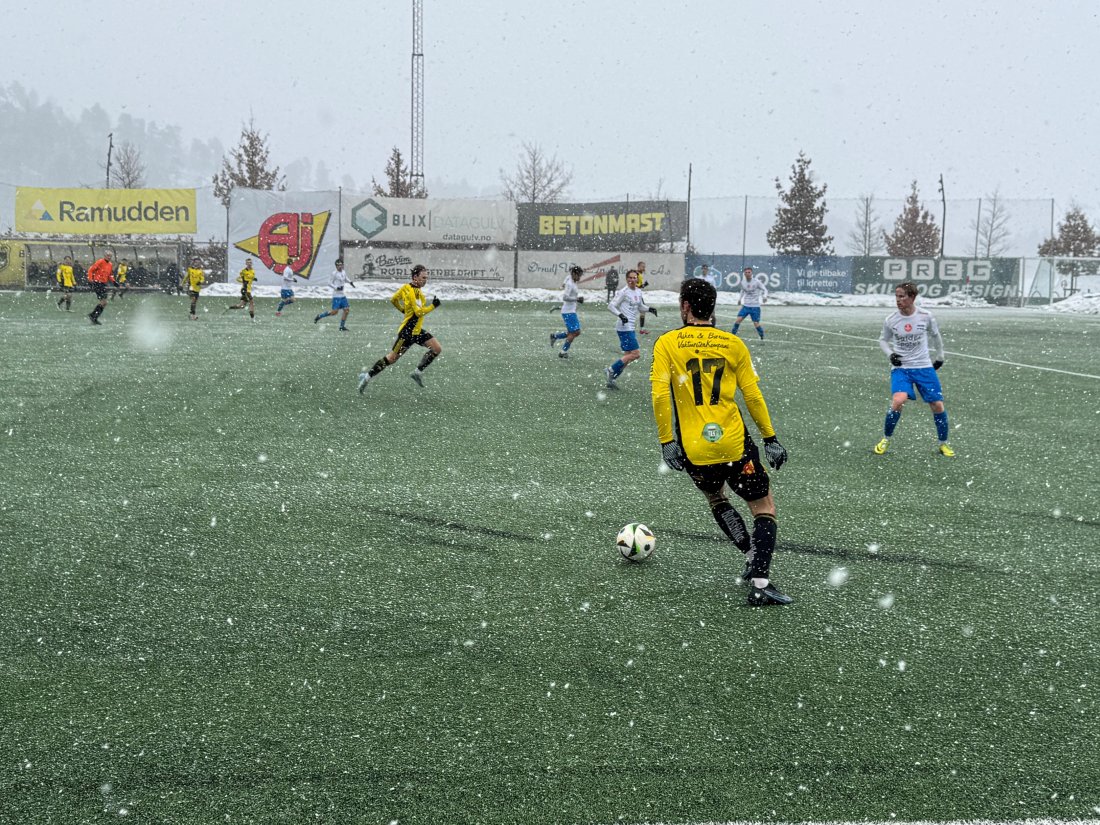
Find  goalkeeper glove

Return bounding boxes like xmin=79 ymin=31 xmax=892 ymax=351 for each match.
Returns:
xmin=647 ymin=307 xmax=657 ymax=316
xmin=660 ymin=441 xmax=685 ymax=471
xmin=432 ymin=296 xmax=441 ymax=307
xmin=889 ymin=353 xmax=902 ymax=367
xmin=932 ymin=359 xmax=943 ymax=371
xmin=762 ymin=436 xmax=788 ymax=470
xmin=576 ymin=296 xmax=584 ymax=304
xmin=618 ymin=313 xmax=629 ymax=325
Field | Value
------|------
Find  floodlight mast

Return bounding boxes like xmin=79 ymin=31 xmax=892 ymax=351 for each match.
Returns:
xmin=410 ymin=0 xmax=425 ymax=192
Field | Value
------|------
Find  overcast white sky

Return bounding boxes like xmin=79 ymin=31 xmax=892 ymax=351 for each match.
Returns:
xmin=4 ymin=1 xmax=1099 ymax=206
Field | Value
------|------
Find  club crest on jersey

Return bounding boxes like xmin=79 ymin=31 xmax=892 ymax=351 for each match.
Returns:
xmin=702 ymin=422 xmax=723 ymax=442
xmin=741 ymin=460 xmax=756 ymax=475
xmin=904 ymin=323 xmax=913 ymax=332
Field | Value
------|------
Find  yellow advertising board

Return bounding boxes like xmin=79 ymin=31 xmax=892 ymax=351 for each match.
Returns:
xmin=15 ymin=187 xmax=197 ymax=235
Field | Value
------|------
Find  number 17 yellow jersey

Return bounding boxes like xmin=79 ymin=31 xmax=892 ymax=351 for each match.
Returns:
xmin=650 ymin=324 xmax=776 ymax=466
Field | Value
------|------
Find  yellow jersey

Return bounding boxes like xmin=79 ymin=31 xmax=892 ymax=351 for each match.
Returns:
xmin=650 ymin=324 xmax=775 ymax=466
xmin=237 ymin=266 xmax=256 ymax=290
xmin=117 ymin=264 xmax=129 ymax=283
xmin=185 ymin=267 xmax=205 ymax=291
xmin=56 ymin=264 xmax=75 ymax=288
xmin=390 ymin=282 xmax=436 ymax=335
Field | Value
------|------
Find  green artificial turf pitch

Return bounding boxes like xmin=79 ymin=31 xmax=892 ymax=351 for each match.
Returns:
xmin=1 ymin=291 xmax=1097 ymax=824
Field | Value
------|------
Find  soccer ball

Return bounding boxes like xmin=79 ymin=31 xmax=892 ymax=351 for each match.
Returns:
xmin=617 ymin=523 xmax=655 ymax=562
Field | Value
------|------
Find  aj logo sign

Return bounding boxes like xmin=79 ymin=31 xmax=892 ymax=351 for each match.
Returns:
xmin=235 ymin=212 xmax=331 ymax=278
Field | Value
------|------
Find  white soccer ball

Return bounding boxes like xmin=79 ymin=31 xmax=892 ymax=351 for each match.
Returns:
xmin=617 ymin=522 xmax=656 ymax=562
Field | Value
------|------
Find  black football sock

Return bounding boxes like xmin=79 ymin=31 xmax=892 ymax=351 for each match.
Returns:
xmin=417 ymin=351 xmax=438 ymax=371
xmin=368 ymin=358 xmax=388 ymax=378
xmin=711 ymin=501 xmax=750 ymax=553
xmin=747 ymin=515 xmax=778 ymax=580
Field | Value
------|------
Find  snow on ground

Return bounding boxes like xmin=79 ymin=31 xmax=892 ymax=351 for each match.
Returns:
xmin=199 ymin=282 xmax=1026 ymax=311
xmin=1037 ymin=291 xmax=1100 ymax=314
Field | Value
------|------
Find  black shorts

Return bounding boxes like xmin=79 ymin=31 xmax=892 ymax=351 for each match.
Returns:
xmin=685 ymin=435 xmax=771 ymax=503
xmin=189 ymin=290 xmax=200 ymax=300
xmin=390 ymin=324 xmax=434 ymax=356
xmin=240 ymin=287 xmax=252 ymax=301
xmin=91 ymin=283 xmax=108 ymax=300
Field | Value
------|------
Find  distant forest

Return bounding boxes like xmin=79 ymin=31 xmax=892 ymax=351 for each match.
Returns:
xmin=0 ymin=82 xmax=359 ymax=192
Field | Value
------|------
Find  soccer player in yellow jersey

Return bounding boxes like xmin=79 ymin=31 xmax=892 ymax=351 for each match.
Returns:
xmin=111 ymin=259 xmax=130 ymax=300
xmin=55 ymin=256 xmax=75 ymax=311
xmin=650 ymin=278 xmax=792 ymax=606
xmin=358 ymin=264 xmax=442 ymax=392
xmin=228 ymin=257 xmax=257 ymax=320
xmin=184 ymin=257 xmax=205 ymax=320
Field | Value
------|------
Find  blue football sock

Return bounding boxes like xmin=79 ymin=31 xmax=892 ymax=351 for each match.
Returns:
xmin=934 ymin=411 xmax=949 ymax=441
xmin=611 ymin=359 xmax=625 ymax=378
xmin=277 ymin=301 xmax=285 ymax=312
xmin=732 ymin=323 xmax=741 ymax=334
xmin=561 ymin=340 xmax=571 ymax=352
xmin=757 ymin=327 xmax=765 ymax=339
xmin=884 ymin=409 xmax=902 ymax=437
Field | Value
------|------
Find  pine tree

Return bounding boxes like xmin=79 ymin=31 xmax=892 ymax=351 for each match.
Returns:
xmin=212 ymin=118 xmax=284 ymax=208
xmin=884 ymin=181 xmax=941 ymax=256
xmin=372 ymin=146 xmax=427 ymax=198
xmin=766 ymin=152 xmax=834 ymax=255
xmin=1038 ymin=205 xmax=1100 ymax=292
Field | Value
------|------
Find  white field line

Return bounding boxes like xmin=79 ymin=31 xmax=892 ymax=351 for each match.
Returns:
xmin=770 ymin=321 xmax=1100 ymax=381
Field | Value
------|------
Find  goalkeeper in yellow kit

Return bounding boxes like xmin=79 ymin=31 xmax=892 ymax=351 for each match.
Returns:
xmin=357 ymin=264 xmax=443 ymax=392
xmin=650 ymin=278 xmax=792 ymax=606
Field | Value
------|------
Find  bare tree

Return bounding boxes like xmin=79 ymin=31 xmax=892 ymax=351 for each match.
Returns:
xmin=846 ymin=194 xmax=885 ymax=255
xmin=111 ymin=142 xmax=146 ymax=188
xmin=971 ymin=188 xmax=1012 ymax=257
xmin=500 ymin=142 xmax=572 ymax=203
xmin=212 ymin=117 xmax=284 ymax=208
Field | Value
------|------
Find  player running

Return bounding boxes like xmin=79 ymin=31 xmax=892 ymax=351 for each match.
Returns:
xmin=314 ymin=258 xmax=356 ymax=331
xmin=875 ymin=281 xmax=954 ymax=457
xmin=604 ymin=269 xmax=656 ymax=388
xmin=228 ymin=257 xmax=257 ymax=320
xmin=731 ymin=266 xmax=767 ymax=340
xmin=275 ymin=264 xmax=298 ymax=316
xmin=111 ymin=259 xmax=130 ymax=300
xmin=358 ymin=264 xmax=442 ymax=392
xmin=86 ymin=251 xmax=115 ymax=326
xmin=184 ymin=257 xmax=205 ymax=320
xmin=549 ymin=264 xmax=584 ymax=358
xmin=55 ymin=255 xmax=75 ymax=311
xmin=651 ymin=278 xmax=792 ymax=606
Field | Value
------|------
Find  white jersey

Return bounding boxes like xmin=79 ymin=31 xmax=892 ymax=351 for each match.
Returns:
xmin=879 ymin=308 xmax=944 ymax=369
xmin=560 ymin=277 xmax=580 ymax=314
xmin=739 ymin=277 xmax=767 ymax=307
xmin=608 ymin=285 xmax=649 ymax=332
xmin=281 ymin=269 xmax=297 ymax=290
xmin=330 ymin=268 xmax=351 ymax=293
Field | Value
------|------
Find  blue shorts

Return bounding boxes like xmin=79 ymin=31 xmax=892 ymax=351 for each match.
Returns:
xmin=561 ymin=312 xmax=581 ymax=333
xmin=737 ymin=306 xmax=761 ymax=322
xmin=280 ymin=288 xmax=294 ymax=299
xmin=617 ymin=330 xmax=640 ymax=353
xmin=891 ymin=367 xmax=944 ymax=403
xmin=332 ymin=295 xmax=350 ymax=311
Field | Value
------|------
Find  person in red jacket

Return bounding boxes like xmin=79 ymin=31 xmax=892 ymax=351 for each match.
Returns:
xmin=86 ymin=251 xmax=115 ymax=326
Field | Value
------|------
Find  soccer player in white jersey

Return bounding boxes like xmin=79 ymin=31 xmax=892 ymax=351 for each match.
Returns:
xmin=314 ymin=259 xmax=356 ymax=331
xmin=275 ymin=264 xmax=298 ymax=316
xmin=549 ymin=265 xmax=584 ymax=358
xmin=875 ymin=281 xmax=955 ymax=457
xmin=604 ymin=269 xmax=656 ymax=388
xmin=731 ymin=266 xmax=767 ymax=340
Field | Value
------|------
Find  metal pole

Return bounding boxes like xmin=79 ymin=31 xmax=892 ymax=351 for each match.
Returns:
xmin=973 ymin=198 xmax=982 ymax=258
xmin=686 ymin=163 xmax=692 ymax=254
xmin=741 ymin=194 xmax=748 ymax=269
xmin=938 ymin=174 xmax=946 ymax=258
xmin=105 ymin=133 xmax=114 ymax=188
